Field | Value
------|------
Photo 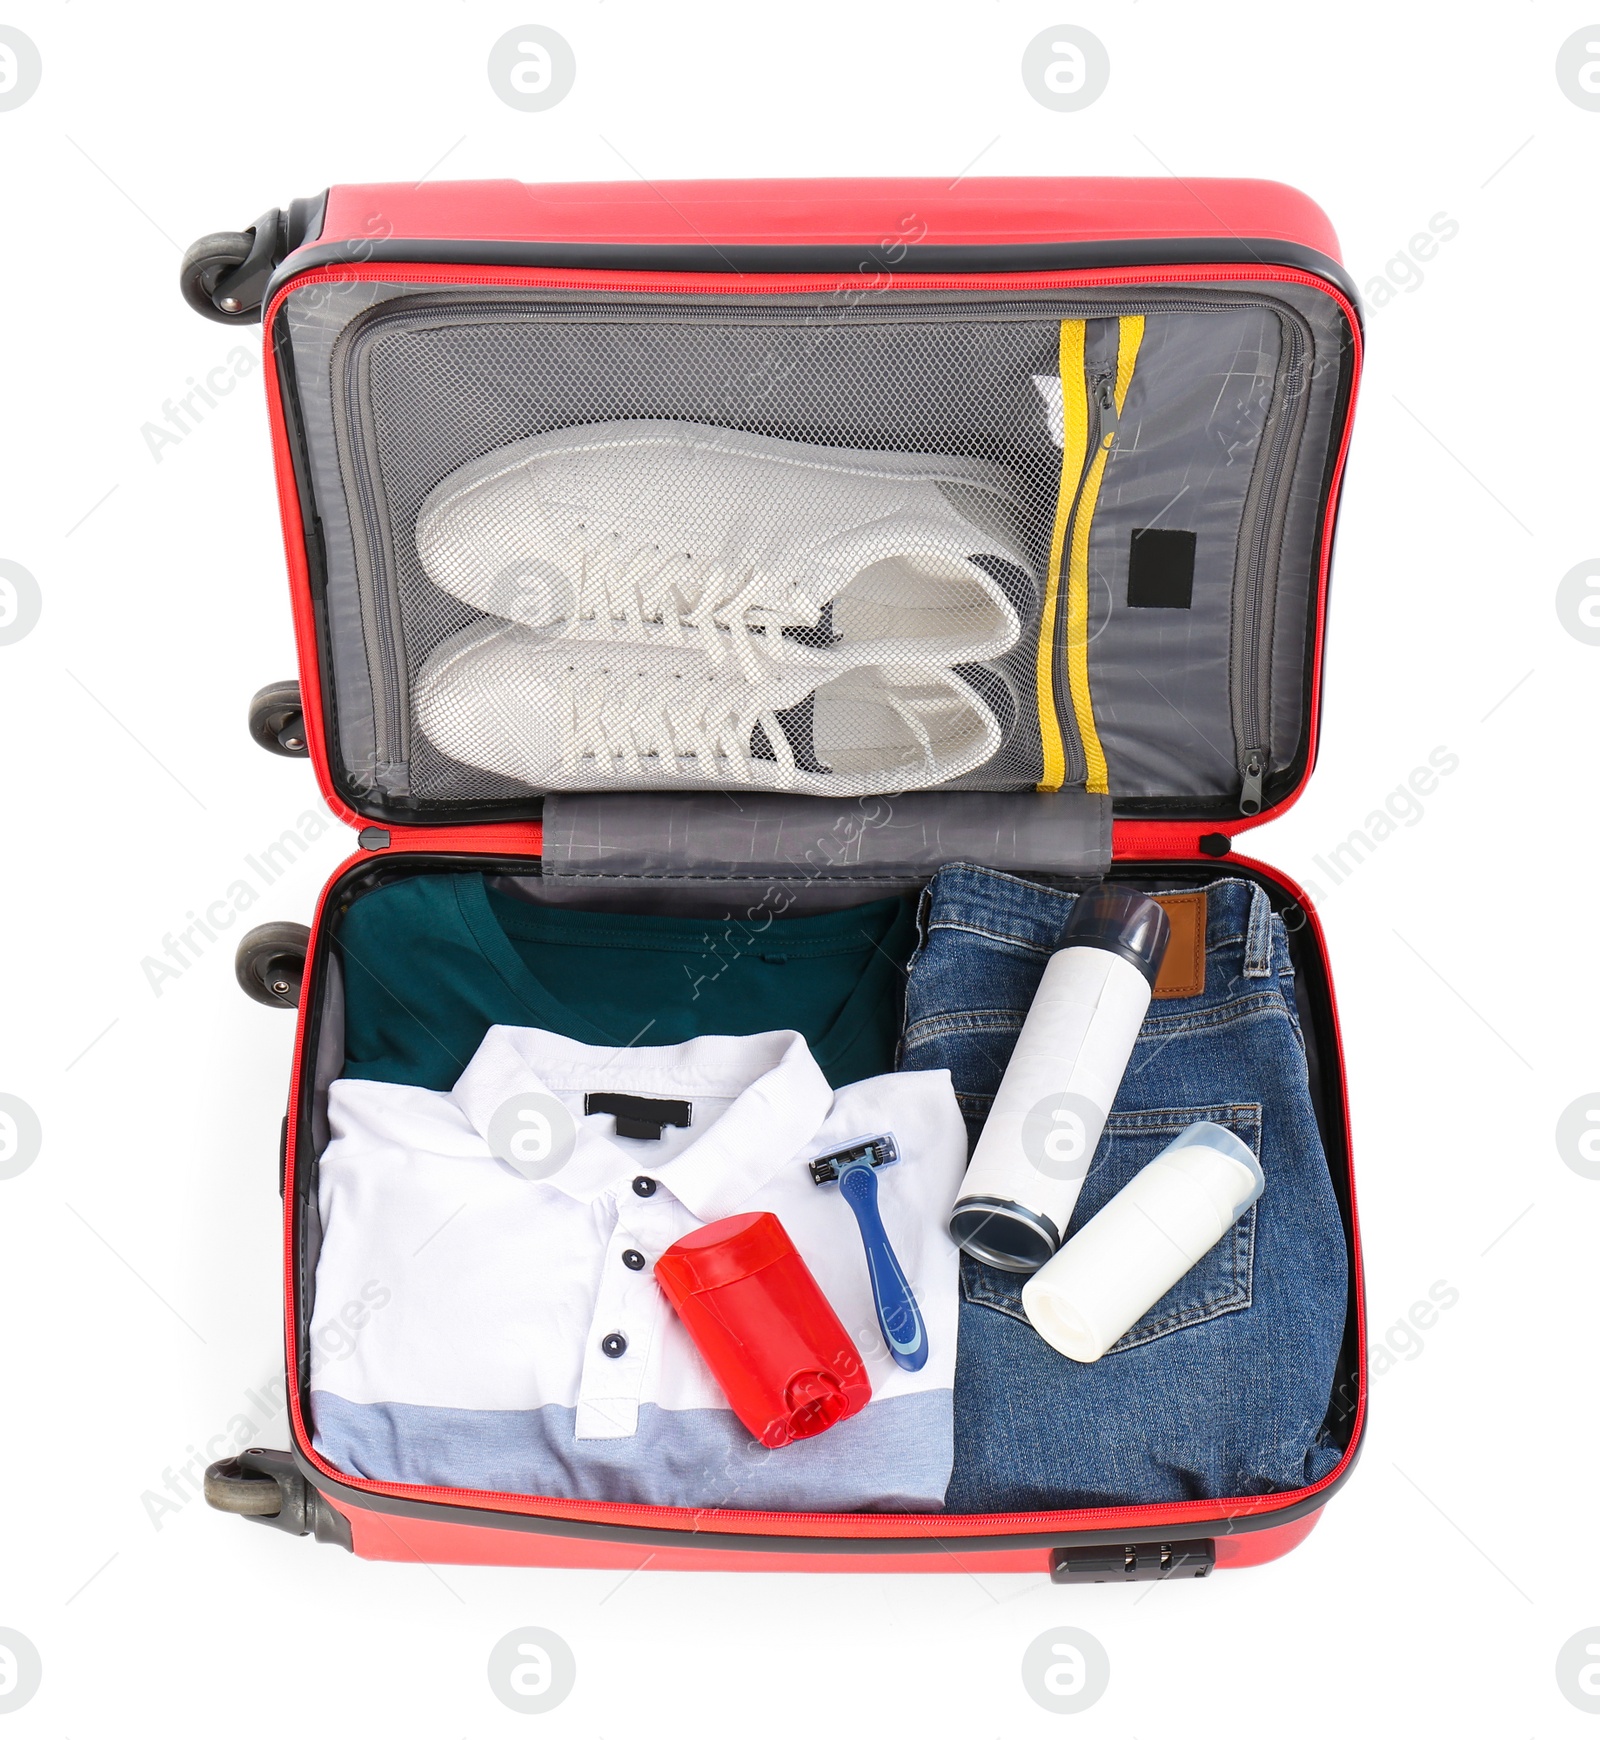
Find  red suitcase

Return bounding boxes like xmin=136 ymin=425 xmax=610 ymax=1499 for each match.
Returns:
xmin=187 ymin=176 xmax=1365 ymax=1579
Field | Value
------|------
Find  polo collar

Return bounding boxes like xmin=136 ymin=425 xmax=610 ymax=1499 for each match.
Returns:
xmin=450 ymin=1025 xmax=835 ymax=1221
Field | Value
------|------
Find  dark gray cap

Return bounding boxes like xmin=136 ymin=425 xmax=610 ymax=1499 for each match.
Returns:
xmin=948 ymin=1196 xmax=1060 ymax=1273
xmin=1060 ymin=883 xmax=1172 ymax=987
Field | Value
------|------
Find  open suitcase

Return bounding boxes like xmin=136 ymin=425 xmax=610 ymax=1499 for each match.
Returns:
xmin=186 ymin=176 xmax=1366 ymax=1579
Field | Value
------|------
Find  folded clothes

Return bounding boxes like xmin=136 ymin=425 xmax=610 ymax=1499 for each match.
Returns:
xmin=336 ymin=874 xmax=916 ymax=1091
xmin=310 ymin=1025 xmax=967 ymax=1510
xmin=899 ymin=867 xmax=1349 ymax=1510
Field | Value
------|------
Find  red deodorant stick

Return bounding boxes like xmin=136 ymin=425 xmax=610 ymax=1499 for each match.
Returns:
xmin=654 ymin=1212 xmax=871 ymax=1448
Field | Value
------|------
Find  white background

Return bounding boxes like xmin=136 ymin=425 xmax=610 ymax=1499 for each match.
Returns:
xmin=2 ymin=1 xmax=1597 ymax=1732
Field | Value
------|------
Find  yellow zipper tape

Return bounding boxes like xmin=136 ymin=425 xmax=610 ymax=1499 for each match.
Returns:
xmin=1035 ymin=319 xmax=1090 ymax=793
xmin=1063 ymin=313 xmax=1144 ymax=796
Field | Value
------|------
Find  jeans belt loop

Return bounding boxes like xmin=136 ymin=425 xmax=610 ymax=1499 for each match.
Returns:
xmin=1244 ymin=882 xmax=1274 ymax=978
xmin=912 ymin=880 xmax=935 ymax=951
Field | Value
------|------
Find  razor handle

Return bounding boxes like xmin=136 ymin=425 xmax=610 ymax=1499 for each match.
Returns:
xmin=837 ymin=1161 xmax=928 ymax=1373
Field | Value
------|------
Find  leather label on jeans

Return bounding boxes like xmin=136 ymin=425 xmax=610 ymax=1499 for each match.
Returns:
xmin=1152 ymin=892 xmax=1206 ymax=999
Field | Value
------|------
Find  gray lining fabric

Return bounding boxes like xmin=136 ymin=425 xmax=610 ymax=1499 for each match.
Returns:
xmin=1082 ymin=281 xmax=1347 ymax=795
xmin=1086 ymin=307 xmax=1278 ymax=795
xmin=540 ymin=789 xmax=1111 ymax=882
xmin=309 ymin=948 xmax=346 ymax=1154
xmin=284 ymin=280 xmax=402 ymax=794
xmin=1264 ymin=281 xmax=1347 ymax=777
xmin=282 ymin=278 xmax=1352 ymax=813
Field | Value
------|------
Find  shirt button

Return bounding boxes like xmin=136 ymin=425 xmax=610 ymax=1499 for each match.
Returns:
xmin=601 ymin=1332 xmax=628 ymax=1359
xmin=621 ymin=1249 xmax=646 ymax=1271
xmin=631 ymin=1176 xmax=657 ymax=1198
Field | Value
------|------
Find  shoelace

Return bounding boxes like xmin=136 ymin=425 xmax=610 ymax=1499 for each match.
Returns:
xmin=554 ymin=660 xmax=798 ymax=786
xmin=568 ymin=528 xmax=806 ymax=684
xmin=548 ymin=661 xmax=944 ymax=786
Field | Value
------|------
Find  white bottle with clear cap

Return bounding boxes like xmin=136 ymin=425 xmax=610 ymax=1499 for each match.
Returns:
xmin=948 ymin=883 xmax=1171 ymax=1273
xmin=1021 ymin=1120 xmax=1265 ymax=1363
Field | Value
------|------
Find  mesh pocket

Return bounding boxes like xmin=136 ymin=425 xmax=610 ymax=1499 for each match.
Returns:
xmin=322 ymin=294 xmax=1286 ymax=808
xmin=407 ymin=418 xmax=1043 ymax=795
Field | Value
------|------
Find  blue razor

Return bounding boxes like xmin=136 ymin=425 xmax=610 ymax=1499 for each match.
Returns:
xmin=808 ymin=1134 xmax=928 ymax=1372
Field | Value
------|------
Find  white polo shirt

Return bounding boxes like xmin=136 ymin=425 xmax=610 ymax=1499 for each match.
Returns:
xmin=309 ymin=1026 xmax=967 ymax=1511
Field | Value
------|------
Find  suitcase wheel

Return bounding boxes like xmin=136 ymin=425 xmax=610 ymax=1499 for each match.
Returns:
xmin=248 ymin=680 xmax=309 ymax=757
xmin=180 ymin=197 xmax=324 ymax=324
xmin=178 ymin=228 xmax=261 ymax=323
xmin=204 ymin=1449 xmax=353 ymax=1549
xmin=204 ymin=1456 xmax=286 ymax=1516
xmin=235 ymin=921 xmax=311 ymax=1008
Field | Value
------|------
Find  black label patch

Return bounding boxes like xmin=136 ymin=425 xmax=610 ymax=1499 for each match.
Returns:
xmin=585 ymin=1092 xmax=693 ymax=1141
xmin=1127 ymin=528 xmax=1197 ymax=609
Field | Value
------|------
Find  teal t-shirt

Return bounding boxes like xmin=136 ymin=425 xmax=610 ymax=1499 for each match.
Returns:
xmin=336 ymin=874 xmax=917 ymax=1091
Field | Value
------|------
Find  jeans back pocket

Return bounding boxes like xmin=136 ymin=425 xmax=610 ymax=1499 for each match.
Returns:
xmin=961 ymin=1103 xmax=1261 ymax=1355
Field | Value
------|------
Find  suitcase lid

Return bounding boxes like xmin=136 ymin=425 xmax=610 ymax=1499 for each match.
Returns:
xmin=200 ymin=177 xmax=1360 ymax=868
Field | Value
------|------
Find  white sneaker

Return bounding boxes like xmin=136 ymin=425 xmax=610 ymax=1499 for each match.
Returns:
xmin=414 ymin=420 xmax=1032 ymax=679
xmin=413 ymin=620 xmax=1010 ymax=795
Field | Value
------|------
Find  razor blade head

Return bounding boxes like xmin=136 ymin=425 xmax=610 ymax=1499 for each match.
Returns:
xmin=807 ymin=1133 xmax=900 ymax=1185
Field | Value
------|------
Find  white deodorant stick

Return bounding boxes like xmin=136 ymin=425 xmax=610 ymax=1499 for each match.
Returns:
xmin=948 ymin=884 xmax=1170 ymax=1273
xmin=1021 ymin=1121 xmax=1265 ymax=1362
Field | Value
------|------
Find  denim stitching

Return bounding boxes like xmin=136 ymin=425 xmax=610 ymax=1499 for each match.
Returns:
xmin=923 ymin=877 xmax=1274 ymax=963
xmin=912 ymin=880 xmax=934 ymax=951
xmin=1244 ymin=882 xmax=1274 ymax=977
xmin=903 ymin=1007 xmax=1026 ymax=1048
xmin=1106 ymin=1206 xmax=1257 ymax=1352
xmin=1088 ymin=1101 xmax=1262 ymax=1132
xmin=923 ymin=918 xmax=1060 ymax=955
xmin=1280 ymin=993 xmax=1306 ymax=1058
xmin=1133 ymin=990 xmax=1289 ymax=1039
xmin=911 ymin=989 xmax=1290 ymax=1054
xmin=935 ymin=920 xmax=1260 ymax=958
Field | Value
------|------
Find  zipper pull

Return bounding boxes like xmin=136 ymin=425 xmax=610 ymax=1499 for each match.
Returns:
xmin=1239 ymin=750 xmax=1267 ymax=816
xmin=1094 ymin=372 xmax=1119 ymax=444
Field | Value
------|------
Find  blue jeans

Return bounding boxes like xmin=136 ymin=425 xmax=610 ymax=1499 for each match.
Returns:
xmin=900 ymin=866 xmax=1348 ymax=1509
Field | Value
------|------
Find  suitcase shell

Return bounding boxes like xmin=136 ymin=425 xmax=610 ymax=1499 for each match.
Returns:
xmin=195 ymin=177 xmax=1365 ymax=1578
